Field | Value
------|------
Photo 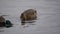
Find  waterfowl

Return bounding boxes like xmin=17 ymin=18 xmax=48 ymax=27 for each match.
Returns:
xmin=20 ymin=9 xmax=37 ymax=21
xmin=0 ymin=16 xmax=13 ymax=28
xmin=0 ymin=16 xmax=5 ymax=27
xmin=20 ymin=9 xmax=37 ymax=25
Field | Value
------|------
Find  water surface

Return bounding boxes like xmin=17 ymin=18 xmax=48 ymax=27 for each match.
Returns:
xmin=0 ymin=0 xmax=60 ymax=34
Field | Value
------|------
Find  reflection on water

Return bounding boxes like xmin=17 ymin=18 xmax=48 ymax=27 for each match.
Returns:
xmin=21 ymin=20 xmax=37 ymax=28
xmin=21 ymin=20 xmax=36 ymax=25
xmin=0 ymin=27 xmax=5 ymax=32
xmin=0 ymin=30 xmax=4 ymax=32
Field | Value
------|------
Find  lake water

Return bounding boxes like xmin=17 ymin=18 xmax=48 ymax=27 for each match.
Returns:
xmin=0 ymin=0 xmax=60 ymax=34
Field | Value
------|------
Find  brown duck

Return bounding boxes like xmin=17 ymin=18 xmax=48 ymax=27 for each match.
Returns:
xmin=20 ymin=9 xmax=37 ymax=25
xmin=0 ymin=16 xmax=5 ymax=27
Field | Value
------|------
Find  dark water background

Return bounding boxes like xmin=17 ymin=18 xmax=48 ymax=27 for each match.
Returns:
xmin=0 ymin=0 xmax=60 ymax=34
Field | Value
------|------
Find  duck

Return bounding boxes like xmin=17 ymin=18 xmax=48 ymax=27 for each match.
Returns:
xmin=0 ymin=16 xmax=5 ymax=27
xmin=20 ymin=9 xmax=37 ymax=25
xmin=20 ymin=9 xmax=37 ymax=21
xmin=0 ymin=16 xmax=13 ymax=28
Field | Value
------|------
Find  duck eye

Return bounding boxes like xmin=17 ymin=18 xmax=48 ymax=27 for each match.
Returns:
xmin=35 ymin=11 xmax=36 ymax=13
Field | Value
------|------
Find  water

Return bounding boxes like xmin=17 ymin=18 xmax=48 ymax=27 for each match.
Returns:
xmin=0 ymin=0 xmax=60 ymax=34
